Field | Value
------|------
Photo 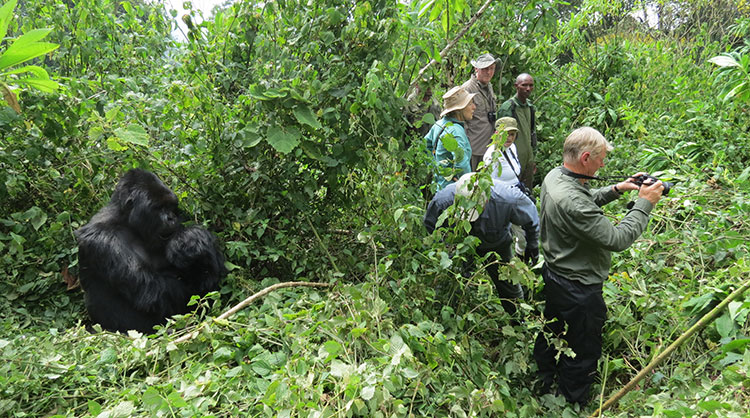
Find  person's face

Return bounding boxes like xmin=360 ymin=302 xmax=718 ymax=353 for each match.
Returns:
xmin=515 ymin=76 xmax=534 ymax=102
xmin=460 ymin=100 xmax=477 ymax=121
xmin=503 ymin=131 xmax=517 ymax=147
xmin=582 ymin=149 xmax=607 ymax=177
xmin=475 ymin=64 xmax=496 ymax=84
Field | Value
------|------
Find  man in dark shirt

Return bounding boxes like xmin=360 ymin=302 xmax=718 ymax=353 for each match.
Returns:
xmin=424 ymin=173 xmax=539 ymax=314
xmin=498 ymin=73 xmax=537 ymax=189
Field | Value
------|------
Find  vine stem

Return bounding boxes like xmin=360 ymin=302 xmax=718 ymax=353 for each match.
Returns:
xmin=173 ymin=281 xmax=333 ymax=344
xmin=590 ymin=276 xmax=750 ymax=417
xmin=410 ymin=0 xmax=495 ymax=90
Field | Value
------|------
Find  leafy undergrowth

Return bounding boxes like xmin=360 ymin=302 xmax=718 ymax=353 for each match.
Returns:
xmin=2 ymin=173 xmax=749 ymax=418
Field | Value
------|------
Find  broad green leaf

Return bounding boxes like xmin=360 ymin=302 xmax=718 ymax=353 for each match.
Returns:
xmin=87 ymin=400 xmax=102 ymax=416
xmin=698 ymin=400 xmax=730 ymax=412
xmin=142 ymin=387 xmax=164 ymax=411
xmin=714 ymin=312 xmax=734 ymax=338
xmin=293 ymin=105 xmax=322 ymax=129
xmin=17 ymin=77 xmax=58 ymax=92
xmin=263 ymin=87 xmax=287 ymax=98
xmin=236 ymin=124 xmax=262 ymax=148
xmin=708 ymin=55 xmax=740 ymax=68
xmin=0 ymin=41 xmax=59 ymax=70
xmin=441 ymin=132 xmax=458 ymax=152
xmin=401 ymin=367 xmax=419 ymax=378
xmin=393 ymin=208 xmax=404 ymax=222
xmin=323 ymin=340 xmax=342 ymax=358
xmin=114 ymin=124 xmax=149 ymax=146
xmin=24 ymin=206 xmax=47 ymax=230
xmin=7 ymin=28 xmax=53 ymax=49
xmin=266 ymin=125 xmax=300 ymax=154
xmin=0 ymin=0 xmax=17 ymax=42
xmin=2 ymin=65 xmax=49 ymax=78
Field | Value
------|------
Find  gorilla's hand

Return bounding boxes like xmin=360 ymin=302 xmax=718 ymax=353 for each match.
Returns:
xmin=166 ymin=226 xmax=224 ymax=282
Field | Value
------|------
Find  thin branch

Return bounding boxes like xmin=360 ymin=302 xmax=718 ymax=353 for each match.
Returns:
xmin=589 ymin=277 xmax=750 ymax=417
xmin=173 ymin=281 xmax=333 ymax=344
xmin=410 ymin=0 xmax=495 ymax=90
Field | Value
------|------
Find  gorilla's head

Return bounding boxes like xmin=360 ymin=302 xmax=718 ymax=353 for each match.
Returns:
xmin=112 ymin=169 xmax=182 ymax=247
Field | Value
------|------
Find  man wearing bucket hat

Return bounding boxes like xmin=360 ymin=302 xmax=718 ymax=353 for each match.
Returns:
xmin=461 ymin=53 xmax=499 ymax=171
xmin=424 ymin=86 xmax=477 ymax=191
xmin=423 ymin=172 xmax=539 ymax=315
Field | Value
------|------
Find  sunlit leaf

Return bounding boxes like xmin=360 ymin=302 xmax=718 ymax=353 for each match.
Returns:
xmin=17 ymin=77 xmax=58 ymax=92
xmin=0 ymin=0 xmax=17 ymax=42
xmin=708 ymin=55 xmax=740 ymax=68
xmin=0 ymin=41 xmax=59 ymax=70
xmin=114 ymin=124 xmax=149 ymax=146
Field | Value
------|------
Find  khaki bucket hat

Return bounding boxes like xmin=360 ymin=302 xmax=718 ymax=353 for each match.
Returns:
xmin=495 ymin=116 xmax=518 ymax=132
xmin=440 ymin=86 xmax=478 ymax=118
xmin=470 ymin=53 xmax=498 ymax=69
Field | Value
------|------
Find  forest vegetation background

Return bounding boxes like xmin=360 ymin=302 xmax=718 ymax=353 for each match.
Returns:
xmin=1 ymin=0 xmax=749 ymax=416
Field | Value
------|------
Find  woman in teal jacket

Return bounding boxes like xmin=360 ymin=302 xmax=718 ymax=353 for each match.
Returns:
xmin=424 ymin=86 xmax=477 ymax=191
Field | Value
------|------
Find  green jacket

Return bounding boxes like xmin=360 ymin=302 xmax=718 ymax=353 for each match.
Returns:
xmin=498 ymin=95 xmax=536 ymax=172
xmin=540 ymin=167 xmax=654 ymax=285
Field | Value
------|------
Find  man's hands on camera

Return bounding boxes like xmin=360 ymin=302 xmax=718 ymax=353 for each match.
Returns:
xmin=613 ymin=172 xmax=647 ymax=194
xmin=637 ymin=179 xmax=664 ymax=204
xmin=522 ymin=246 xmax=539 ymax=266
xmin=612 ymin=172 xmax=664 ymax=204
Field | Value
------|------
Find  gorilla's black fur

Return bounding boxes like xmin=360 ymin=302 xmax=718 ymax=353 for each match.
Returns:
xmin=75 ymin=169 xmax=226 ymax=333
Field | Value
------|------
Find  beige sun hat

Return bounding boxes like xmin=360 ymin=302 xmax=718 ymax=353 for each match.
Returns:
xmin=454 ymin=172 xmax=488 ymax=222
xmin=470 ymin=53 xmax=498 ymax=69
xmin=440 ymin=86 xmax=478 ymax=118
xmin=495 ymin=116 xmax=518 ymax=132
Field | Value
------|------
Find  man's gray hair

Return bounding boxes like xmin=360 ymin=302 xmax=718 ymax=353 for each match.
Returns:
xmin=562 ymin=127 xmax=613 ymax=164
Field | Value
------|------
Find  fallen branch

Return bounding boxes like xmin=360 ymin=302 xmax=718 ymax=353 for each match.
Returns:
xmin=173 ymin=281 xmax=333 ymax=344
xmin=409 ymin=0 xmax=495 ymax=90
xmin=590 ymin=277 xmax=750 ymax=417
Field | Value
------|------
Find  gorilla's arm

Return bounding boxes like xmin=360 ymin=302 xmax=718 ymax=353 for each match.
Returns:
xmin=166 ymin=226 xmax=226 ymax=292
xmin=76 ymin=221 xmax=199 ymax=317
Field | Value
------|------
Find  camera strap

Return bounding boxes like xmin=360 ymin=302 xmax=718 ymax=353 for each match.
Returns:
xmin=559 ymin=167 xmax=627 ymax=182
xmin=559 ymin=166 xmax=605 ymax=181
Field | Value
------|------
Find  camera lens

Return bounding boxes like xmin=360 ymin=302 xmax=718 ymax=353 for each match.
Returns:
xmin=661 ymin=182 xmax=673 ymax=196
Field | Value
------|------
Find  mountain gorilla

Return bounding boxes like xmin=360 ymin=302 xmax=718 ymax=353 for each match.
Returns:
xmin=75 ymin=169 xmax=227 ymax=333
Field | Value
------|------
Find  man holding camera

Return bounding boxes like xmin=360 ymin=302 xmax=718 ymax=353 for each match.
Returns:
xmin=533 ymin=127 xmax=665 ymax=405
xmin=461 ymin=53 xmax=498 ymax=171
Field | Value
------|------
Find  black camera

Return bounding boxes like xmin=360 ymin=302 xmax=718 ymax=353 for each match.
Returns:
xmin=631 ymin=174 xmax=673 ymax=196
xmin=487 ymin=111 xmax=496 ymax=125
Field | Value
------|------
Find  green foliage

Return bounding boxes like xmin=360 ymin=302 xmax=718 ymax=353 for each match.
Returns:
xmin=709 ymin=50 xmax=750 ymax=103
xmin=0 ymin=0 xmax=59 ymax=112
xmin=1 ymin=0 xmax=750 ymax=417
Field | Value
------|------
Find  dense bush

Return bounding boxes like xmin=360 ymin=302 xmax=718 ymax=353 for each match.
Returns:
xmin=1 ymin=0 xmax=749 ymax=416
